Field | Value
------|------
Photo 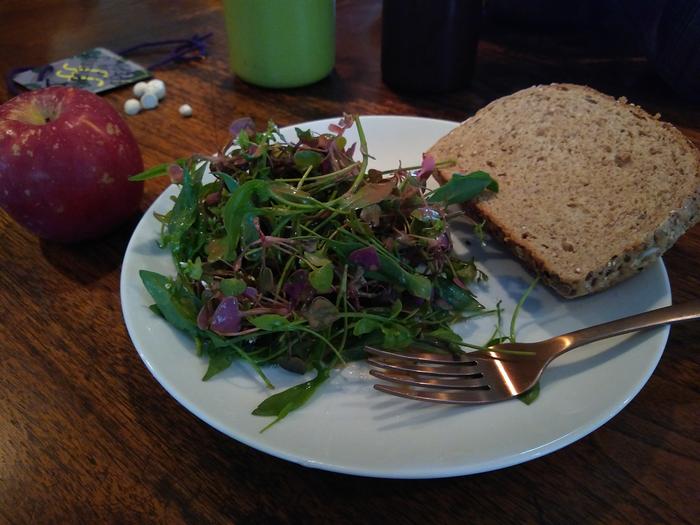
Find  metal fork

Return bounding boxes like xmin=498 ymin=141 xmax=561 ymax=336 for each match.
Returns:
xmin=366 ymin=300 xmax=700 ymax=404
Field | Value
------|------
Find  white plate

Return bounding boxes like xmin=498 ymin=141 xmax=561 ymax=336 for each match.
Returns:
xmin=120 ymin=116 xmax=671 ymax=478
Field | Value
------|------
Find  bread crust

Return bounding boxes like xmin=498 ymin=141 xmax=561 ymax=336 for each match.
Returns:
xmin=429 ymin=83 xmax=700 ymax=298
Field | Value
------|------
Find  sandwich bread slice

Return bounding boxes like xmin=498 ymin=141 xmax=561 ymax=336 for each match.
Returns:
xmin=427 ymin=83 xmax=700 ymax=298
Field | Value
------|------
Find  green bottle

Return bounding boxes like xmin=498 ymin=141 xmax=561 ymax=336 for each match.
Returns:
xmin=223 ymin=0 xmax=336 ymax=88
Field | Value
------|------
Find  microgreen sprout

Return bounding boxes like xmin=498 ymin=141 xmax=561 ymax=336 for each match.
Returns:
xmin=138 ymin=115 xmax=502 ymax=428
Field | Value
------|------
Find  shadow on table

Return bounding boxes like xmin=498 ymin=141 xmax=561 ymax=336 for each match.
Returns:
xmin=39 ymin=212 xmax=143 ymax=285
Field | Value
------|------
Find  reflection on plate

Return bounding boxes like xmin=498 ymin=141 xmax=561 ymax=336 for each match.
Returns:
xmin=120 ymin=116 xmax=670 ymax=478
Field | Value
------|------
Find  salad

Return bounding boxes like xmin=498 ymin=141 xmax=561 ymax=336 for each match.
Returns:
xmin=133 ymin=115 xmax=508 ymax=430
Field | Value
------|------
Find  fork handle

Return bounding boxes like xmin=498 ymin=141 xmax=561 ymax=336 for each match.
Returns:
xmin=553 ymin=300 xmax=700 ymax=356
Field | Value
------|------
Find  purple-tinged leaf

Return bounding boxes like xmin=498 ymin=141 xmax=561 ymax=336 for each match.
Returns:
xmin=348 ymin=246 xmax=380 ymax=271
xmin=168 ymin=163 xmax=184 ymax=184
xmin=243 ymin=286 xmax=258 ymax=300
xmin=345 ymin=142 xmax=357 ymax=158
xmin=209 ymin=296 xmax=242 ymax=335
xmin=229 ymin=117 xmax=255 ymax=137
xmin=435 ymin=298 xmax=452 ymax=310
xmin=360 ymin=204 xmax=382 ymax=227
xmin=366 ymin=169 xmax=384 ymax=183
xmin=340 ymin=180 xmax=396 ymax=209
xmin=402 ymin=295 xmax=425 ymax=309
xmin=303 ymin=297 xmax=340 ymax=329
xmin=435 ymin=232 xmax=451 ymax=251
xmin=328 ymin=114 xmax=354 ymax=136
xmin=394 ymin=230 xmax=416 ymax=246
xmin=197 ymin=303 xmax=212 ymax=330
xmin=205 ymin=191 xmax=221 ymax=206
xmin=418 ymin=153 xmax=436 ymax=180
xmin=283 ymin=269 xmax=314 ymax=304
xmin=279 ymin=356 xmax=308 ymax=374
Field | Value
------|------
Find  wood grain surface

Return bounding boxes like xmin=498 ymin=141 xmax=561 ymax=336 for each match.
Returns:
xmin=0 ymin=1 xmax=698 ymax=524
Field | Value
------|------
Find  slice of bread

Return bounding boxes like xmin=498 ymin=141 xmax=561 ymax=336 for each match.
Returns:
xmin=428 ymin=83 xmax=700 ymax=298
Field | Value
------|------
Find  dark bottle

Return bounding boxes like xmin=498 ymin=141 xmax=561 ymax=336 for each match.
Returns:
xmin=381 ymin=0 xmax=482 ymax=94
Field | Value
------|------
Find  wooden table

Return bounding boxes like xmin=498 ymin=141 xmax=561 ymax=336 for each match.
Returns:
xmin=1 ymin=1 xmax=698 ymax=523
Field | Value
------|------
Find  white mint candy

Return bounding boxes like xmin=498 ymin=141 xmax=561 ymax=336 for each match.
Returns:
xmin=147 ymin=79 xmax=166 ymax=100
xmin=140 ymin=92 xmax=159 ymax=110
xmin=124 ymin=98 xmax=141 ymax=115
xmin=133 ymin=81 xmax=148 ymax=97
xmin=179 ymin=104 xmax=193 ymax=117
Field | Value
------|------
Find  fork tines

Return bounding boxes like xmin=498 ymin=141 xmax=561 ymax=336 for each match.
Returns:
xmin=368 ymin=369 xmax=487 ymax=389
xmin=365 ymin=345 xmax=494 ymax=401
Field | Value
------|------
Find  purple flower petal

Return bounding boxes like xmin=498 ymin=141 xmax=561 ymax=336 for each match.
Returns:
xmin=209 ymin=296 xmax=241 ymax=335
xmin=348 ymin=246 xmax=380 ymax=271
xmin=229 ymin=117 xmax=255 ymax=137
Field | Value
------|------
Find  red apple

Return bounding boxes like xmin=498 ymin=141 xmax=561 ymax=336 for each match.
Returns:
xmin=0 ymin=86 xmax=144 ymax=242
